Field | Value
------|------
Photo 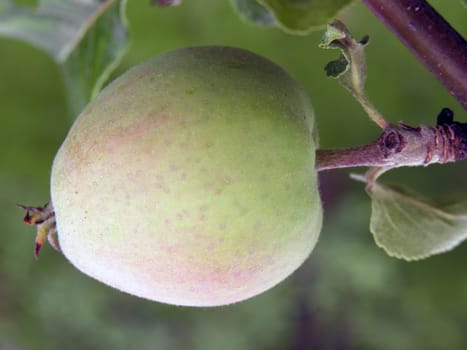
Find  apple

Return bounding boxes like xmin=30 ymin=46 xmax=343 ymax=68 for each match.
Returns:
xmin=49 ymin=46 xmax=322 ymax=306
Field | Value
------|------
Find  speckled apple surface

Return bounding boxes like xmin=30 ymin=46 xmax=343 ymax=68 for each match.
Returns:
xmin=51 ymin=46 xmax=322 ymax=306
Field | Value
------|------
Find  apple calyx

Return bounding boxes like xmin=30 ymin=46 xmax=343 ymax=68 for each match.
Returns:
xmin=17 ymin=202 xmax=60 ymax=259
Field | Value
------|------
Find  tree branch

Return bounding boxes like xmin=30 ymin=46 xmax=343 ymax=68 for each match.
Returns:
xmin=316 ymin=109 xmax=467 ymax=172
xmin=361 ymin=0 xmax=467 ymax=110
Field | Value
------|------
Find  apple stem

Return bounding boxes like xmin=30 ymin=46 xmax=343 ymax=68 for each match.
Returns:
xmin=315 ymin=108 xmax=467 ymax=181
xmin=361 ymin=0 xmax=467 ymax=110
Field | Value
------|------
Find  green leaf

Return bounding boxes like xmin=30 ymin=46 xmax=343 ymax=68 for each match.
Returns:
xmin=0 ymin=0 xmax=117 ymax=62
xmin=258 ymin=0 xmax=353 ymax=34
xmin=60 ymin=0 xmax=129 ymax=116
xmin=230 ymin=0 xmax=276 ymax=26
xmin=367 ymin=182 xmax=467 ymax=261
xmin=0 ymin=0 xmax=129 ymax=117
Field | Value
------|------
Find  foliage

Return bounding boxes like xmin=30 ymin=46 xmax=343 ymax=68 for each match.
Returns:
xmin=368 ymin=182 xmax=467 ymax=260
xmin=232 ymin=0 xmax=354 ymax=33
xmin=0 ymin=0 xmax=129 ymax=115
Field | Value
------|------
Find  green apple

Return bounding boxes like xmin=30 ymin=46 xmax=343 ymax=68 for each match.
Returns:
xmin=50 ymin=46 xmax=322 ymax=306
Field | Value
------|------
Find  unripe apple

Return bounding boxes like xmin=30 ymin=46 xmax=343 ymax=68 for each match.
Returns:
xmin=50 ymin=46 xmax=322 ymax=306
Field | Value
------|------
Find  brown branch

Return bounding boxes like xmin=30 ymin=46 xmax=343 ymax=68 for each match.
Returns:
xmin=316 ymin=109 xmax=467 ymax=172
xmin=361 ymin=0 xmax=467 ymax=110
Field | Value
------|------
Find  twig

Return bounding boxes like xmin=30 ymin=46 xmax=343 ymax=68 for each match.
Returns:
xmin=316 ymin=108 xmax=467 ymax=175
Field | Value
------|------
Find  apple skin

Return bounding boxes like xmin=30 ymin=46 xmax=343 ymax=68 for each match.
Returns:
xmin=51 ymin=46 xmax=322 ymax=306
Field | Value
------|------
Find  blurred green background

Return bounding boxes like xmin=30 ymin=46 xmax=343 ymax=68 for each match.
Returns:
xmin=1 ymin=1 xmax=466 ymax=349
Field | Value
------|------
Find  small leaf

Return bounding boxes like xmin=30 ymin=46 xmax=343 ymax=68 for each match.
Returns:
xmin=319 ymin=20 xmax=388 ymax=128
xmin=319 ymin=20 xmax=368 ymax=96
xmin=258 ymin=0 xmax=353 ymax=34
xmin=323 ymin=54 xmax=348 ymax=78
xmin=367 ymin=182 xmax=467 ymax=261
xmin=230 ymin=0 xmax=276 ymax=26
